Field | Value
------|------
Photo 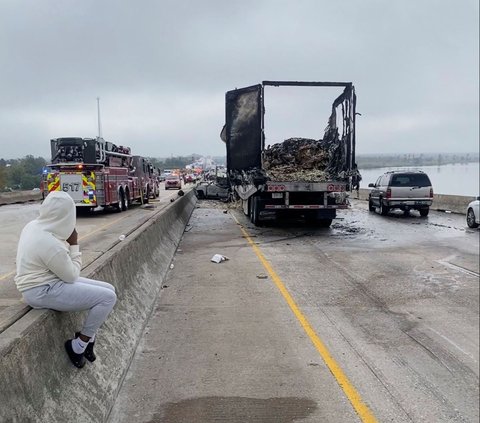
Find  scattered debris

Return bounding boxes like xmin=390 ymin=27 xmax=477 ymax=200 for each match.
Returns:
xmin=170 ymin=198 xmax=175 ymax=203
xmin=256 ymin=274 xmax=268 ymax=279
xmin=211 ymin=254 xmax=229 ymax=263
xmin=223 ymin=210 xmax=228 ymax=214
xmin=118 ymin=234 xmax=126 ymax=241
xmin=169 ymin=263 xmax=174 ymax=269
xmin=178 ymin=190 xmax=184 ymax=197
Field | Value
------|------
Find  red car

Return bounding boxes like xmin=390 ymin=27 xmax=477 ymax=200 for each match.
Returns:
xmin=165 ymin=175 xmax=182 ymax=190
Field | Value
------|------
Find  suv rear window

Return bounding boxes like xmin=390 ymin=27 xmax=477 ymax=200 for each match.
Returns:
xmin=390 ymin=173 xmax=431 ymax=187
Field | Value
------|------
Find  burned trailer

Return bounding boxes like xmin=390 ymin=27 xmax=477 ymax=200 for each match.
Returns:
xmin=224 ymin=81 xmax=361 ymax=226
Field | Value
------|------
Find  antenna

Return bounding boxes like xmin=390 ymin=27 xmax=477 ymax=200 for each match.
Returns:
xmin=97 ymin=97 xmax=102 ymax=138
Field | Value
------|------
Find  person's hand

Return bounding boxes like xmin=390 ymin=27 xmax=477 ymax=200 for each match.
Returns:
xmin=66 ymin=229 xmax=78 ymax=245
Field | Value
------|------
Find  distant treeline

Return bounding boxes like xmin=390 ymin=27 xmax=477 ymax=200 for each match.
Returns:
xmin=0 ymin=156 xmax=47 ymax=191
xmin=357 ymin=153 xmax=479 ymax=169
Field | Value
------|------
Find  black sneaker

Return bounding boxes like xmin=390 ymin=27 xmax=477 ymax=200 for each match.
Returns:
xmin=64 ymin=340 xmax=86 ymax=368
xmin=75 ymin=332 xmax=96 ymax=362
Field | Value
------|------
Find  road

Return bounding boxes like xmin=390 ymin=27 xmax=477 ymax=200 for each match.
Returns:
xmin=109 ymin=199 xmax=479 ymax=423
xmin=0 ymin=183 xmax=187 ymax=332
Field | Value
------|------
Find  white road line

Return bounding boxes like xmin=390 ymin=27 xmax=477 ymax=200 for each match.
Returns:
xmin=426 ymin=326 xmax=477 ymax=362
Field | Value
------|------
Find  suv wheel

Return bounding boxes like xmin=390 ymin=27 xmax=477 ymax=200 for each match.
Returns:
xmin=368 ymin=198 xmax=375 ymax=212
xmin=380 ymin=199 xmax=389 ymax=216
xmin=419 ymin=207 xmax=429 ymax=217
xmin=467 ymin=208 xmax=478 ymax=228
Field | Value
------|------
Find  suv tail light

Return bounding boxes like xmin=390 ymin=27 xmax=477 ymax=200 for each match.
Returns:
xmin=386 ymin=188 xmax=392 ymax=199
xmin=430 ymin=188 xmax=434 ymax=198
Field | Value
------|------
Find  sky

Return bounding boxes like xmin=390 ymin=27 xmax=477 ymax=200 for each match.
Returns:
xmin=0 ymin=0 xmax=478 ymax=160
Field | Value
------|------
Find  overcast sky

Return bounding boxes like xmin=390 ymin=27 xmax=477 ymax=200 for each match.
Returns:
xmin=1 ymin=0 xmax=478 ymax=160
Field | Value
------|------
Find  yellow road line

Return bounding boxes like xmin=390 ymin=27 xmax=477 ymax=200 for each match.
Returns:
xmin=0 ymin=270 xmax=15 ymax=282
xmin=78 ymin=215 xmax=127 ymax=241
xmin=232 ymin=215 xmax=378 ymax=423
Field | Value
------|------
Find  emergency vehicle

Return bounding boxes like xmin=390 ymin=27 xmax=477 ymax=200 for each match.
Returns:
xmin=43 ymin=137 xmax=142 ymax=211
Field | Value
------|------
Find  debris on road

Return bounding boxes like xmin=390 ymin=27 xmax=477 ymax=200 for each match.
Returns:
xmin=256 ymin=274 xmax=268 ymax=279
xmin=211 ymin=254 xmax=229 ymax=264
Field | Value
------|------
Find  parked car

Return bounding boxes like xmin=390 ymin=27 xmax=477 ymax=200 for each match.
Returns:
xmin=165 ymin=175 xmax=182 ymax=190
xmin=368 ymin=171 xmax=433 ymax=216
xmin=466 ymin=197 xmax=480 ymax=228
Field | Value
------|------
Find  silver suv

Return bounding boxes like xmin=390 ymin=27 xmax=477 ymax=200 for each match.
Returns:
xmin=368 ymin=171 xmax=433 ymax=216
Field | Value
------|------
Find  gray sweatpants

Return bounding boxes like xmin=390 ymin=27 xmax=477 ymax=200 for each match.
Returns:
xmin=22 ymin=277 xmax=117 ymax=337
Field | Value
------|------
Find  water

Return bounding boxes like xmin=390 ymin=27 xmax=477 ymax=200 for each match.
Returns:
xmin=359 ymin=162 xmax=479 ymax=197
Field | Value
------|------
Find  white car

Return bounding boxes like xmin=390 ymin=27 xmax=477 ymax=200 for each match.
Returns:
xmin=466 ymin=197 xmax=480 ymax=228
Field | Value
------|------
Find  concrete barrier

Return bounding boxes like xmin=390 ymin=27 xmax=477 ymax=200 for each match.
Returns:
xmin=351 ymin=188 xmax=475 ymax=214
xmin=0 ymin=191 xmax=197 ymax=423
xmin=0 ymin=191 xmax=42 ymax=206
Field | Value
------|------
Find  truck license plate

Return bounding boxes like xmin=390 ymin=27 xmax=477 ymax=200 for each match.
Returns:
xmin=60 ymin=174 xmax=84 ymax=201
xmin=272 ymin=193 xmax=283 ymax=199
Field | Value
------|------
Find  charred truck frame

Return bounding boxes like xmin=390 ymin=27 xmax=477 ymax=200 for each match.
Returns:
xmin=223 ymin=80 xmax=360 ymax=227
xmin=43 ymin=137 xmax=154 ymax=211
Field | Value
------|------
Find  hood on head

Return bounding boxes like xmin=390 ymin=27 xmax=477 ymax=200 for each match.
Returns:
xmin=37 ymin=191 xmax=76 ymax=240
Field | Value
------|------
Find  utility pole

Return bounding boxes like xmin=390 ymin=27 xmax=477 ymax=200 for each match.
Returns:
xmin=97 ymin=97 xmax=102 ymax=138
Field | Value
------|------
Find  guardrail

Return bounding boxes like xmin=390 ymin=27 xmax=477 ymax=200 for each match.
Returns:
xmin=351 ymin=189 xmax=475 ymax=215
xmin=0 ymin=191 xmax=43 ymax=205
xmin=0 ymin=190 xmax=197 ymax=422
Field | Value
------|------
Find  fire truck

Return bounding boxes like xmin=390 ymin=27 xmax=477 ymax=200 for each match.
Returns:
xmin=43 ymin=137 xmax=146 ymax=211
xmin=130 ymin=155 xmax=160 ymax=203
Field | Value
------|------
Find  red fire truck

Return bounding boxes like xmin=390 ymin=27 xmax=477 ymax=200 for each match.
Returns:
xmin=43 ymin=137 xmax=146 ymax=211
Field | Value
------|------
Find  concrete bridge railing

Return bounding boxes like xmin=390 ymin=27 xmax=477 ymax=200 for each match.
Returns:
xmin=0 ymin=190 xmax=197 ymax=423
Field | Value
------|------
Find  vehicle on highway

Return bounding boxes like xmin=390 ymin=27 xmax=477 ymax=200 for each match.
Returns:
xmin=221 ymin=81 xmax=359 ymax=227
xmin=368 ymin=170 xmax=433 ymax=216
xmin=195 ymin=177 xmax=230 ymax=200
xmin=466 ymin=196 xmax=480 ymax=228
xmin=165 ymin=175 xmax=182 ymax=190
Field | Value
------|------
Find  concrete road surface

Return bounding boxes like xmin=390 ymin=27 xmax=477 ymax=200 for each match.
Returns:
xmin=108 ymin=200 xmax=479 ymax=423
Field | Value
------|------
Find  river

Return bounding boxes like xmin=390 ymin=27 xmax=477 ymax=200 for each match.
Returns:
xmin=359 ymin=162 xmax=479 ymax=197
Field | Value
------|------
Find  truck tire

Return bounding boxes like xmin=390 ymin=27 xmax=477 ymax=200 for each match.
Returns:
xmin=318 ymin=218 xmax=333 ymax=228
xmin=380 ymin=199 xmax=389 ymax=216
xmin=125 ymin=189 xmax=131 ymax=208
xmin=419 ymin=207 xmax=429 ymax=217
xmin=251 ymin=197 xmax=260 ymax=226
xmin=121 ymin=190 xmax=128 ymax=211
xmin=144 ymin=186 xmax=150 ymax=204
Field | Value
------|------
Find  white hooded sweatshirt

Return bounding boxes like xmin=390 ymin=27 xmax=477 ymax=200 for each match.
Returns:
xmin=15 ymin=191 xmax=82 ymax=292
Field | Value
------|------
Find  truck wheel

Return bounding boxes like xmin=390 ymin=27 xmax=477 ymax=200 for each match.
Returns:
xmin=121 ymin=190 xmax=128 ymax=211
xmin=368 ymin=198 xmax=375 ymax=212
xmin=144 ymin=186 xmax=150 ymax=204
xmin=251 ymin=197 xmax=260 ymax=226
xmin=380 ymin=199 xmax=389 ymax=216
xmin=318 ymin=218 xmax=333 ymax=228
xmin=419 ymin=207 xmax=429 ymax=217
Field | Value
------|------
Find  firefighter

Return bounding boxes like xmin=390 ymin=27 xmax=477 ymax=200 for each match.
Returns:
xmin=14 ymin=191 xmax=117 ymax=368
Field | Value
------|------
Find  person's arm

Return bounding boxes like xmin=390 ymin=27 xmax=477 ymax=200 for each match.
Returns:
xmin=46 ymin=247 xmax=82 ymax=283
xmin=46 ymin=229 xmax=82 ymax=283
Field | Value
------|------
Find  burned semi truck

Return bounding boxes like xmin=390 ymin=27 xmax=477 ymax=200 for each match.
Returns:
xmin=222 ymin=81 xmax=361 ymax=226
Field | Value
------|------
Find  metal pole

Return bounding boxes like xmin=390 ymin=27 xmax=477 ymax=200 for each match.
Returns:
xmin=97 ymin=97 xmax=102 ymax=138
